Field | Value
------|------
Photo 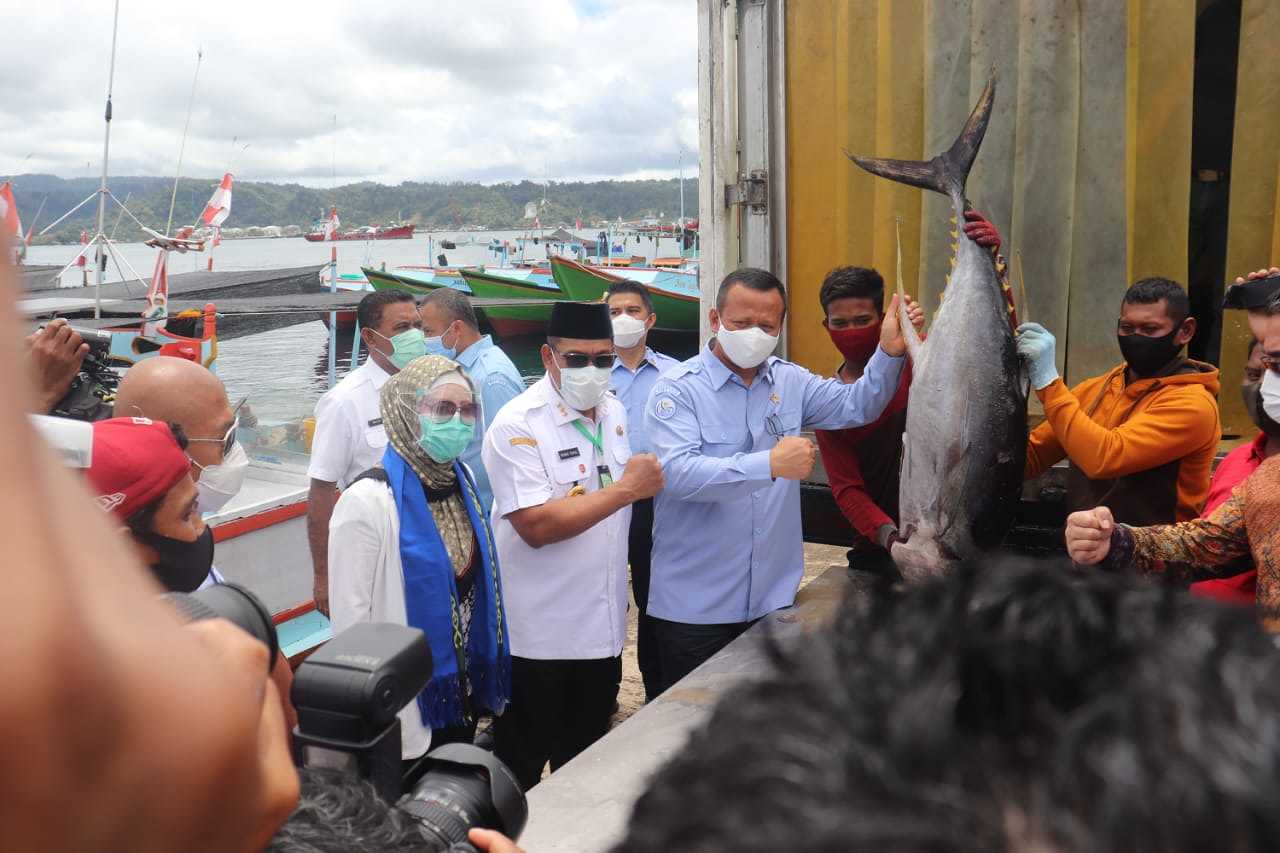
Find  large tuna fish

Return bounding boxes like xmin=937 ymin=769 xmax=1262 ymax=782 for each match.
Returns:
xmin=847 ymin=77 xmax=1027 ymax=579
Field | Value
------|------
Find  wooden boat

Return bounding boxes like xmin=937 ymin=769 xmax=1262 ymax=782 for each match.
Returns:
xmin=458 ymin=268 xmax=559 ymax=338
xmin=364 ymin=266 xmax=470 ymax=295
xmin=549 ymin=256 xmax=699 ymax=332
xmin=304 ymin=223 xmax=414 ymax=242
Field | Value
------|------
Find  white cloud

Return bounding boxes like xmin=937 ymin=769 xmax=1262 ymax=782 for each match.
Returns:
xmin=0 ymin=0 xmax=697 ymax=185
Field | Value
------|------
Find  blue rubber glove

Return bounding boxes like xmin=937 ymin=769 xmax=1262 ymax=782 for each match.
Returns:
xmin=1016 ymin=322 xmax=1059 ymax=390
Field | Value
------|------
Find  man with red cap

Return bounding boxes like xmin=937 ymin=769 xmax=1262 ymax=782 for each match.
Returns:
xmin=85 ymin=416 xmax=213 ymax=593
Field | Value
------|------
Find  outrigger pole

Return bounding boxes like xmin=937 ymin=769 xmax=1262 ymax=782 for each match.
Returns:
xmin=93 ymin=0 xmax=122 ymax=320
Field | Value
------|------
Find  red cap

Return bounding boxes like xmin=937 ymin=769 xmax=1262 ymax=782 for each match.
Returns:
xmin=85 ymin=417 xmax=191 ymax=521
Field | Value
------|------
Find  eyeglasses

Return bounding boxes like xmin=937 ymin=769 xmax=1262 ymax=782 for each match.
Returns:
xmin=187 ymin=398 xmax=245 ymax=458
xmin=421 ymin=399 xmax=480 ymax=425
xmin=556 ymin=351 xmax=616 ymax=369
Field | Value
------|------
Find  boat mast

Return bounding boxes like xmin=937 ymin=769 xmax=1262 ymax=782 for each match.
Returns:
xmin=678 ymin=145 xmax=685 ymax=253
xmin=94 ymin=0 xmax=122 ymax=320
xmin=165 ymin=48 xmax=203 ymax=236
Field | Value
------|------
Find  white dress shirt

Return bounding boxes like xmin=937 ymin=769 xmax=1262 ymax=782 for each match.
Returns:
xmin=481 ymin=376 xmax=632 ymax=660
xmin=307 ymin=359 xmax=392 ymax=488
xmin=327 ymin=477 xmax=432 ymax=759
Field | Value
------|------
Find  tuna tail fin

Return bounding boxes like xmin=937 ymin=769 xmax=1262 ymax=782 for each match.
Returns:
xmin=845 ymin=74 xmax=996 ymax=198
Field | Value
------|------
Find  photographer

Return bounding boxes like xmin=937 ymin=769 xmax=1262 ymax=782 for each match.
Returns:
xmin=25 ymin=318 xmax=89 ymax=414
xmin=0 ymin=248 xmax=297 ymax=851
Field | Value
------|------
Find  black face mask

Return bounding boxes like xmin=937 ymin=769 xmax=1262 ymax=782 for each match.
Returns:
xmin=1243 ymin=381 xmax=1280 ymax=437
xmin=141 ymin=524 xmax=215 ymax=593
xmin=1117 ymin=324 xmax=1186 ymax=378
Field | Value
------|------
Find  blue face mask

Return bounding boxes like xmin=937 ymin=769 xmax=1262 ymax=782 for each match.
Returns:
xmin=425 ymin=332 xmax=456 ymax=360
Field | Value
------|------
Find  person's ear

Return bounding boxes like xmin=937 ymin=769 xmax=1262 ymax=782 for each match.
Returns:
xmin=709 ymin=309 xmax=721 ymax=334
xmin=540 ymin=343 xmax=557 ymax=377
xmin=644 ymin=312 xmax=656 ymax=331
xmin=1178 ymin=317 xmax=1197 ymax=347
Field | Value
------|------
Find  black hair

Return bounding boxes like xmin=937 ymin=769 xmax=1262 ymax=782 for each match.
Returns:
xmin=421 ymin=286 xmax=479 ymax=331
xmin=819 ymin=266 xmax=885 ymax=315
xmin=715 ymin=267 xmax=788 ymax=319
xmin=613 ymin=561 xmax=1280 ymax=853
xmin=267 ymin=768 xmax=441 ymax=852
xmin=124 ymin=422 xmax=189 ymax=538
xmin=357 ymin=290 xmax=415 ymax=332
xmin=606 ymin=280 xmax=654 ymax=314
xmin=1123 ymin=277 xmax=1191 ymax=326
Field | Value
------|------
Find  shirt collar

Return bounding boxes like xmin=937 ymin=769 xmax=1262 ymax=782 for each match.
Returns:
xmin=455 ymin=334 xmax=492 ymax=369
xmin=700 ymin=341 xmax=775 ymax=389
xmin=539 ymin=375 xmax=592 ymax=426
xmin=611 ymin=347 xmax=660 ymax=376
xmin=366 ymin=356 xmax=393 ymax=389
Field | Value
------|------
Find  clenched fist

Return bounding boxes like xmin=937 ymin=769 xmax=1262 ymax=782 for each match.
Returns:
xmin=770 ymin=436 xmax=816 ymax=480
xmin=1065 ymin=506 xmax=1115 ymax=565
xmin=620 ymin=452 xmax=664 ymax=501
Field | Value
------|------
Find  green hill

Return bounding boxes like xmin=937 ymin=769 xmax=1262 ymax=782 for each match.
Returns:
xmin=8 ymin=175 xmax=699 ymax=244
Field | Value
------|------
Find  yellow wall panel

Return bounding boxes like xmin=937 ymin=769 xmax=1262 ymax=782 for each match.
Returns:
xmin=1126 ymin=0 xmax=1195 ymax=284
xmin=1219 ymin=0 xmax=1280 ymax=436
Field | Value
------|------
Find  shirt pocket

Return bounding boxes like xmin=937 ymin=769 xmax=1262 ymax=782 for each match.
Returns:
xmin=699 ymin=415 xmax=749 ymax=457
xmin=364 ymin=424 xmax=388 ymax=450
xmin=765 ymin=407 xmax=803 ymax=438
xmin=551 ymin=454 xmax=592 ymax=493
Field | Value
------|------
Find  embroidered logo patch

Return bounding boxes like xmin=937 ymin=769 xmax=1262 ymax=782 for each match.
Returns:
xmin=654 ymin=397 xmax=676 ymax=421
xmin=616 ymin=425 xmax=624 ymax=436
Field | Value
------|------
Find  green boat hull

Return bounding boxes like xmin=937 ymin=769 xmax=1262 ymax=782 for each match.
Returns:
xmin=550 ymin=257 xmax=699 ymax=332
xmin=363 ymin=267 xmax=445 ymax=296
xmin=458 ymin=269 xmax=557 ymax=337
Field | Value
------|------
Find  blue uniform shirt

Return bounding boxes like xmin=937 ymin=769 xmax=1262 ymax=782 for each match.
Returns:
xmin=455 ymin=335 xmax=525 ymax=515
xmin=610 ymin=346 xmax=681 ymax=455
xmin=645 ymin=342 xmax=906 ymax=624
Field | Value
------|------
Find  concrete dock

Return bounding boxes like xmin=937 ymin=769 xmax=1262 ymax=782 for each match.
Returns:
xmin=519 ymin=553 xmax=862 ymax=852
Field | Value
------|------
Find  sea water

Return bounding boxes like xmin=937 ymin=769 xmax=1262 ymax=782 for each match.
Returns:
xmin=24 ymin=230 xmax=698 ymax=427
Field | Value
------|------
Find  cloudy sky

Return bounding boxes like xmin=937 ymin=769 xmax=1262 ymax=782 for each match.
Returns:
xmin=0 ymin=0 xmax=697 ymax=186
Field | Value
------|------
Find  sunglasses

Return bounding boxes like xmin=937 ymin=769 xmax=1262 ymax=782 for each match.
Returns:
xmin=556 ymin=351 xmax=616 ymax=369
xmin=186 ymin=397 xmax=246 ymax=458
xmin=421 ymin=399 xmax=480 ymax=425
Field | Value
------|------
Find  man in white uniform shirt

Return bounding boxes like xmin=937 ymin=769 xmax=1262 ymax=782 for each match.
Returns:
xmin=482 ymin=301 xmax=664 ymax=791
xmin=307 ymin=290 xmax=425 ymax=616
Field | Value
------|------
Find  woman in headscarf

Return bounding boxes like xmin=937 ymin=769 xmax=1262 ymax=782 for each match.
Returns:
xmin=328 ymin=354 xmax=510 ymax=771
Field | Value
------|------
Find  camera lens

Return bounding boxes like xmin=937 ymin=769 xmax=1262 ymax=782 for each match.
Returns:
xmin=401 ymin=765 xmax=497 ymax=848
xmin=164 ymin=582 xmax=279 ymax=667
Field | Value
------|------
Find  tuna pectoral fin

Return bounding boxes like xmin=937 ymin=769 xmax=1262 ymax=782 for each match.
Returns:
xmin=895 ymin=218 xmax=925 ymax=363
xmin=845 ymin=74 xmax=995 ymax=198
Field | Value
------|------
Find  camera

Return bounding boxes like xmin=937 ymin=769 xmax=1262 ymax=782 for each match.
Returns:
xmin=41 ymin=324 xmax=119 ymax=422
xmin=291 ymin=621 xmax=527 ymax=849
xmin=164 ymin=582 xmax=279 ymax=668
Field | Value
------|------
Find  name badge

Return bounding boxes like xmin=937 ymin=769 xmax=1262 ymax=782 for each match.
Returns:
xmin=558 ymin=447 xmax=581 ymax=460
xmin=598 ymin=465 xmax=614 ymax=489
xmin=367 ymin=417 xmax=383 ymax=427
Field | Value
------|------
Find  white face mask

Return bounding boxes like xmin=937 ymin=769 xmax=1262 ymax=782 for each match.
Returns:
xmin=193 ymin=442 xmax=249 ymax=514
xmin=612 ymin=314 xmax=647 ymax=349
xmin=557 ymin=365 xmax=612 ymax=411
xmin=1262 ymin=369 xmax=1280 ymax=423
xmin=716 ymin=324 xmax=779 ymax=369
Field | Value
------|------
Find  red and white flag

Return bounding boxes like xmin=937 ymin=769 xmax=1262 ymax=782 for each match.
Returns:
xmin=212 ymin=227 xmax=222 ymax=248
xmin=142 ymin=249 xmax=169 ymax=336
xmin=200 ymin=172 xmax=233 ymax=227
xmin=0 ymin=181 xmax=22 ymax=244
xmin=323 ymin=206 xmax=340 ymax=240
xmin=575 ymin=217 xmax=582 ymax=230
xmin=76 ymin=229 xmax=89 ymax=267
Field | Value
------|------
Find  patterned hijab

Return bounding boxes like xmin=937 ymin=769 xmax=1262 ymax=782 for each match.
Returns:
xmin=379 ymin=355 xmax=476 ymax=575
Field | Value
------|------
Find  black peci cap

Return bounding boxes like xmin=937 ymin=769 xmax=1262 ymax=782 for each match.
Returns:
xmin=547 ymin=301 xmax=613 ymax=340
xmin=1223 ymin=273 xmax=1280 ymax=310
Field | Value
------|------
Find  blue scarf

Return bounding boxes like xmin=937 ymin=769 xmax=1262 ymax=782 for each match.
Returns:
xmin=383 ymin=445 xmax=511 ymax=729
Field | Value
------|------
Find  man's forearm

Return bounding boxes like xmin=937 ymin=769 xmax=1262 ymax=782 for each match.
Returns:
xmin=508 ymin=483 xmax=636 ymax=548
xmin=307 ymin=482 xmax=339 ymax=579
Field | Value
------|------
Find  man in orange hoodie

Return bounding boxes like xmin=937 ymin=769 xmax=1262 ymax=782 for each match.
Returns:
xmin=1017 ymin=278 xmax=1220 ymax=526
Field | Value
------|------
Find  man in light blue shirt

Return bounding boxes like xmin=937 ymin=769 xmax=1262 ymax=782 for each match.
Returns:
xmin=606 ymin=279 xmax=681 ymax=702
xmin=645 ymin=267 xmax=919 ymax=692
xmin=420 ymin=287 xmax=525 ymax=514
